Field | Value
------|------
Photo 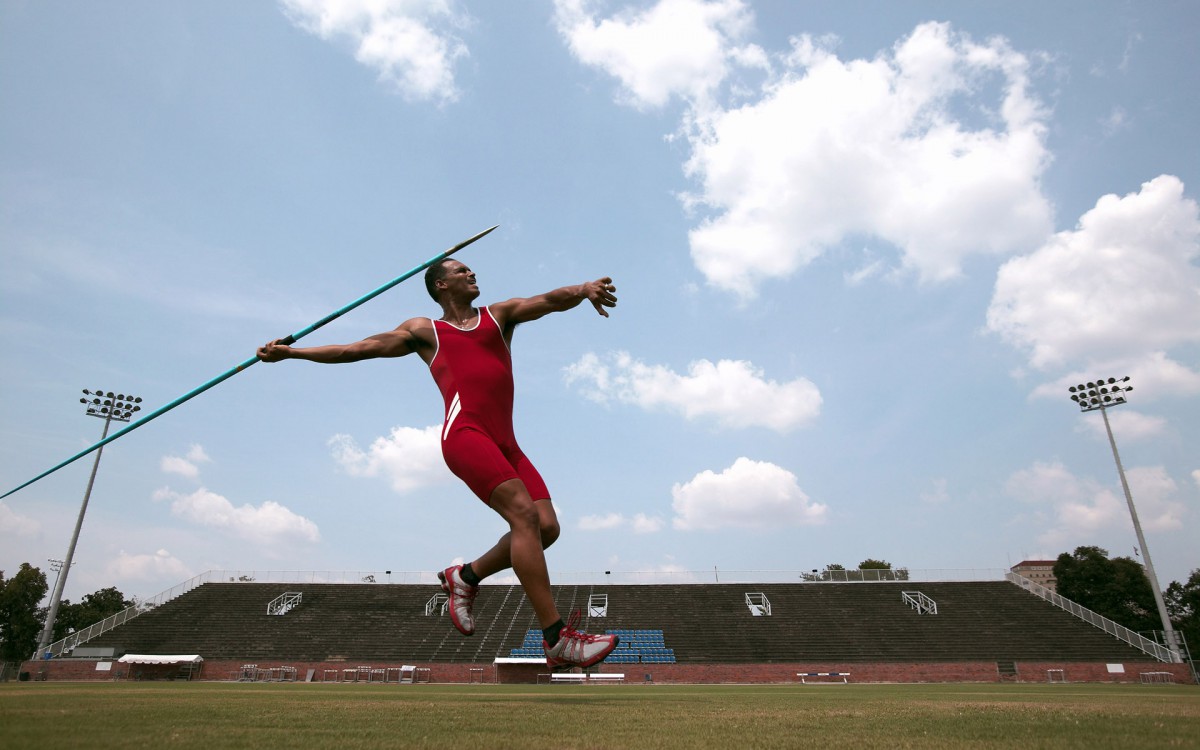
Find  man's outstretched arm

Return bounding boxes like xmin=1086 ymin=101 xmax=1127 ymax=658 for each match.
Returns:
xmin=492 ymin=277 xmax=617 ymax=326
xmin=257 ymin=318 xmax=430 ymax=364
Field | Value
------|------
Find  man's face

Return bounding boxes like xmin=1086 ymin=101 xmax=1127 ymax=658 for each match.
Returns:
xmin=438 ymin=260 xmax=479 ymax=300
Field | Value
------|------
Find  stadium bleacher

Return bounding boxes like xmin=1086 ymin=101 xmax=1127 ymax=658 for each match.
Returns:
xmin=77 ymin=580 xmax=1157 ymax=666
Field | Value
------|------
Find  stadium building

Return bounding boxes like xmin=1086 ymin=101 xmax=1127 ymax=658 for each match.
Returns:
xmin=20 ymin=568 xmax=1193 ymax=685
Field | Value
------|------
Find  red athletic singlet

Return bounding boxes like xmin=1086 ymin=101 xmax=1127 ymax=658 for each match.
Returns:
xmin=428 ymin=306 xmax=550 ymax=504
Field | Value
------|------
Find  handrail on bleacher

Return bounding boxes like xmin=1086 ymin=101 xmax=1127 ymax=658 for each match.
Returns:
xmin=1006 ymin=572 xmax=1179 ymax=663
xmin=901 ymin=590 xmax=937 ymax=615
xmin=267 ymin=592 xmax=303 ymax=616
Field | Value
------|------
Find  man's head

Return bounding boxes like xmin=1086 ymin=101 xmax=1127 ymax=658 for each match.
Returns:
xmin=424 ymin=259 xmax=478 ymax=302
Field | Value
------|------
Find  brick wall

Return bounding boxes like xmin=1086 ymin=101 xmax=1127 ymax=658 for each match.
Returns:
xmin=19 ymin=658 xmax=1193 ymax=684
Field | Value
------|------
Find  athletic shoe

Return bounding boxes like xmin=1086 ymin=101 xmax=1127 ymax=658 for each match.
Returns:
xmin=438 ymin=564 xmax=478 ymax=636
xmin=544 ymin=610 xmax=619 ymax=671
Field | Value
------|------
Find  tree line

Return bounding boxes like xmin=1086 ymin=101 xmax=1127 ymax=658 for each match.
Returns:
xmin=0 ymin=563 xmax=133 ymax=663
xmin=801 ymin=558 xmax=911 ymax=581
xmin=1053 ymin=545 xmax=1199 ymax=655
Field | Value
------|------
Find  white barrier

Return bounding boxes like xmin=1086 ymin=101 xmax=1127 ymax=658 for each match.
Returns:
xmin=798 ymin=672 xmax=849 ymax=684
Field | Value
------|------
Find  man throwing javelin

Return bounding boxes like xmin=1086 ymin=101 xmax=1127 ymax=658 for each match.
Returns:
xmin=257 ymin=259 xmax=619 ymax=670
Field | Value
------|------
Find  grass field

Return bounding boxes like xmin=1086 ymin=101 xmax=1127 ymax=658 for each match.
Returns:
xmin=1 ymin=682 xmax=1197 ymax=749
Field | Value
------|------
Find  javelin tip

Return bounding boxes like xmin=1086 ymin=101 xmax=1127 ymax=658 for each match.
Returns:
xmin=445 ymin=224 xmax=499 ymax=257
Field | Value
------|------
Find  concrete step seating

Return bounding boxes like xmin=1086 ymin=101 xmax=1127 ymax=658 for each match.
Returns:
xmin=78 ymin=580 xmax=1152 ymax=665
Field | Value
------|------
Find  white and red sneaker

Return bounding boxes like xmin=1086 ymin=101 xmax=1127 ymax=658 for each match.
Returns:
xmin=438 ymin=564 xmax=478 ymax=636
xmin=543 ymin=610 xmax=619 ymax=671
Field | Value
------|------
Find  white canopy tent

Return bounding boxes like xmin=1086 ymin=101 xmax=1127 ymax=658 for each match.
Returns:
xmin=116 ymin=654 xmax=203 ymax=680
xmin=117 ymin=654 xmax=203 ymax=665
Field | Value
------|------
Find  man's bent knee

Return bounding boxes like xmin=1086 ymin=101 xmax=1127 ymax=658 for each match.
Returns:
xmin=489 ymin=481 xmax=540 ymax=531
xmin=540 ymin=519 xmax=561 ymax=548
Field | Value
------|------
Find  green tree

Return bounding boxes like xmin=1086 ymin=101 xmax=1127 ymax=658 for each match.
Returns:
xmin=1054 ymin=546 xmax=1159 ymax=633
xmin=0 ymin=563 xmax=49 ymax=662
xmin=1164 ymin=568 xmax=1200 ymax=656
xmin=819 ymin=563 xmax=846 ymax=581
xmin=816 ymin=561 xmax=910 ymax=582
xmin=53 ymin=586 xmax=133 ymax=641
xmin=857 ymin=559 xmax=910 ymax=581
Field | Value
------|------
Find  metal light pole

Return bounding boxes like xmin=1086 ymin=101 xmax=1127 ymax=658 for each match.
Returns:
xmin=1068 ymin=376 xmax=1181 ymax=662
xmin=35 ymin=389 xmax=141 ymax=657
xmin=46 ymin=558 xmax=70 ymax=599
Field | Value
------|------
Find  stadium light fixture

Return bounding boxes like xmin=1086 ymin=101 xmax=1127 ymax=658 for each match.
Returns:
xmin=36 ymin=389 xmax=142 ymax=657
xmin=1067 ymin=377 xmax=1181 ymax=662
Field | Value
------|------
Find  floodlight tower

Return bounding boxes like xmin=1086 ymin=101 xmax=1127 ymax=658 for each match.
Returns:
xmin=35 ymin=390 xmax=142 ymax=657
xmin=1067 ymin=376 xmax=1181 ymax=662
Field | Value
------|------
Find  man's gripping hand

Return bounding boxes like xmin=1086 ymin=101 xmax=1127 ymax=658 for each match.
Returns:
xmin=257 ymin=339 xmax=292 ymax=362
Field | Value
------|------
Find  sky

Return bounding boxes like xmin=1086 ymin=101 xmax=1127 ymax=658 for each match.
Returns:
xmin=1 ymin=0 xmax=1197 ymax=607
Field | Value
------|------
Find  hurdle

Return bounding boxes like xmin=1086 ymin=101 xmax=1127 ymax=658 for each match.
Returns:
xmin=798 ymin=672 xmax=850 ymax=684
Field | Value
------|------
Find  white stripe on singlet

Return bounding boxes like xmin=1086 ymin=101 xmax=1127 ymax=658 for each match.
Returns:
xmin=443 ymin=392 xmax=462 ymax=441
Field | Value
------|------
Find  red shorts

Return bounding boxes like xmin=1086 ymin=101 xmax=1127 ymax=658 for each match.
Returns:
xmin=441 ymin=427 xmax=550 ymax=504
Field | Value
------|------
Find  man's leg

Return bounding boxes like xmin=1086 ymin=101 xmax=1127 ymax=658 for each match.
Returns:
xmin=470 ymin=496 xmax=560 ymax=581
xmin=484 ymin=479 xmax=560 ymax=627
xmin=483 ymin=479 xmax=618 ymax=670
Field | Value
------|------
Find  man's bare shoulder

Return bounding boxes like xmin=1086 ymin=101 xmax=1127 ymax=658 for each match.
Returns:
xmin=485 ymin=297 xmax=523 ymax=325
xmin=398 ymin=315 xmax=436 ymax=330
xmin=394 ymin=316 xmax=437 ymax=343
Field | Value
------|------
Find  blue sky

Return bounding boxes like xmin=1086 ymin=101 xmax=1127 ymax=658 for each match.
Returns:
xmin=2 ymin=0 xmax=1197 ymax=604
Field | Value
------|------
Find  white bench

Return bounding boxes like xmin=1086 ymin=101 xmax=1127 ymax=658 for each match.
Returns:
xmin=798 ymin=672 xmax=849 ymax=684
xmin=540 ymin=672 xmax=625 ymax=684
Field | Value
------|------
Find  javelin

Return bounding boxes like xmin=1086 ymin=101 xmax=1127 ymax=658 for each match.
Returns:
xmin=1 ymin=225 xmax=499 ymax=500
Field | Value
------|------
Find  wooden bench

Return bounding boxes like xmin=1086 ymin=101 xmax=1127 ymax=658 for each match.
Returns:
xmin=798 ymin=672 xmax=849 ymax=684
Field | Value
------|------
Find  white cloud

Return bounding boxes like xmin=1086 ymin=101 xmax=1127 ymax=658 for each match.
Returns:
xmin=160 ymin=456 xmax=198 ymax=478
xmin=844 ymin=254 xmax=887 ymax=286
xmin=988 ymin=175 xmax=1200 ymax=376
xmin=553 ymin=0 xmax=763 ymax=110
xmin=1101 ymin=105 xmax=1129 ymax=136
xmin=1029 ymin=353 xmax=1200 ymax=403
xmin=1193 ymin=469 xmax=1200 ymax=490
xmin=671 ymin=457 xmax=826 ymax=530
xmin=1006 ymin=461 xmax=1122 ymax=547
xmin=578 ymin=512 xmax=624 ymax=531
xmin=279 ymin=0 xmax=470 ymax=104
xmin=1124 ymin=466 xmax=1186 ymax=533
xmin=186 ymin=445 xmax=210 ymax=463
xmin=105 ymin=549 xmax=192 ymax=583
xmin=564 ymin=351 xmax=821 ymax=432
xmin=1006 ymin=461 xmax=1186 ymax=546
xmin=920 ymin=478 xmax=950 ymax=505
xmin=681 ymin=22 xmax=1053 ymax=296
xmin=154 ymin=487 xmax=320 ymax=546
xmin=559 ymin=9 xmax=1055 ymax=296
xmin=631 ymin=513 xmax=666 ymax=534
xmin=160 ymin=444 xmax=212 ymax=479
xmin=0 ymin=500 xmax=39 ymax=536
xmin=1076 ymin=409 xmax=1167 ymax=442
xmin=329 ymin=425 xmax=452 ymax=493
xmin=578 ymin=511 xmax=665 ymax=534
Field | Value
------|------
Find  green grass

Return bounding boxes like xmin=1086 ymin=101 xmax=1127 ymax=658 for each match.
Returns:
xmin=1 ymin=682 xmax=1197 ymax=749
